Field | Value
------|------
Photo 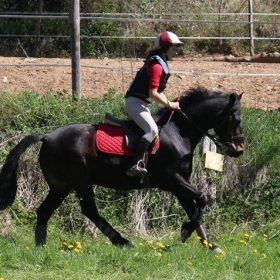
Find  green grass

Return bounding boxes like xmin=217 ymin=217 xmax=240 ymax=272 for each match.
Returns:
xmin=0 ymin=91 xmax=279 ymax=279
xmin=0 ymin=226 xmax=279 ymax=280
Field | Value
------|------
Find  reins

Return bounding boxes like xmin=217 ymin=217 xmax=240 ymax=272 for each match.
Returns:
xmin=159 ymin=97 xmax=243 ymax=152
xmin=177 ymin=109 xmax=223 ymax=148
xmin=163 ymin=104 xmax=231 ymax=151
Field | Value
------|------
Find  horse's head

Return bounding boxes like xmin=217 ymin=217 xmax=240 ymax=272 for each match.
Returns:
xmin=213 ymin=92 xmax=244 ymax=157
xmin=177 ymin=88 xmax=245 ymax=158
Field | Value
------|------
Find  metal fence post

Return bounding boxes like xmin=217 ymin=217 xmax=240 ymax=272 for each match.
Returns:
xmin=70 ymin=0 xmax=81 ymax=99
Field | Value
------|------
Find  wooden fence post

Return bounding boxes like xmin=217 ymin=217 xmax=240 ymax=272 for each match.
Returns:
xmin=70 ymin=0 xmax=81 ymax=99
xmin=248 ymin=0 xmax=255 ymax=56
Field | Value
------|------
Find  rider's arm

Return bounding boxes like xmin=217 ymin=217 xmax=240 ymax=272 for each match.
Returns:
xmin=149 ymin=88 xmax=180 ymax=110
xmin=148 ymin=63 xmax=180 ymax=110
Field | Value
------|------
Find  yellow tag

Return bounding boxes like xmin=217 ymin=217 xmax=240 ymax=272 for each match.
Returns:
xmin=205 ymin=151 xmax=224 ymax=172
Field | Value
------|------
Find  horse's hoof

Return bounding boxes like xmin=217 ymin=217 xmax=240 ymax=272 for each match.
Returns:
xmin=181 ymin=221 xmax=197 ymax=243
xmin=116 ymin=241 xmax=134 ymax=248
xmin=121 ymin=241 xmax=134 ymax=248
xmin=112 ymin=236 xmax=134 ymax=248
xmin=200 ymin=239 xmax=225 ymax=255
xmin=211 ymin=245 xmax=225 ymax=255
xmin=35 ymin=225 xmax=47 ymax=247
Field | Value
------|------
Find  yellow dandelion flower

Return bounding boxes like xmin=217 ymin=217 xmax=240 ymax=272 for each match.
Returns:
xmin=263 ymin=234 xmax=268 ymax=238
xmin=157 ymin=242 xmax=165 ymax=249
xmin=74 ymin=248 xmax=80 ymax=253
xmin=202 ymin=239 xmax=209 ymax=247
xmin=261 ymin=253 xmax=267 ymax=258
xmin=220 ymin=250 xmax=226 ymax=256
xmin=239 ymin=240 xmax=248 ymax=245
xmin=253 ymin=249 xmax=258 ymax=253
xmin=67 ymin=244 xmax=74 ymax=249
xmin=196 ymin=236 xmax=202 ymax=240
xmin=75 ymin=242 xmax=82 ymax=249
xmin=156 ymin=252 xmax=163 ymax=257
xmin=208 ymin=243 xmax=213 ymax=248
xmin=139 ymin=242 xmax=144 ymax=246
xmin=0 ymin=277 xmax=5 ymax=280
xmin=244 ymin=233 xmax=250 ymax=238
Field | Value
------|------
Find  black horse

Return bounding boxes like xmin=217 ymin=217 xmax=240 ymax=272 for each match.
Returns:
xmin=0 ymin=88 xmax=244 ymax=251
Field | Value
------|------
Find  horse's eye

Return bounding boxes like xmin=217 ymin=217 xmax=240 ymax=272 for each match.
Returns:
xmin=236 ymin=116 xmax=242 ymax=122
xmin=232 ymin=116 xmax=241 ymax=125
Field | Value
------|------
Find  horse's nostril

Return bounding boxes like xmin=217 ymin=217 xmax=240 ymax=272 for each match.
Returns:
xmin=235 ymin=143 xmax=244 ymax=152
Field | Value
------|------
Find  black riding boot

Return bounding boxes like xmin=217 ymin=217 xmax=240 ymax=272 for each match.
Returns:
xmin=126 ymin=138 xmax=150 ymax=176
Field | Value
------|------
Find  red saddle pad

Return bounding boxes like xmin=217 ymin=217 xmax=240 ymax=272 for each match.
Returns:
xmin=96 ymin=123 xmax=160 ymax=156
xmin=96 ymin=123 xmax=134 ymax=156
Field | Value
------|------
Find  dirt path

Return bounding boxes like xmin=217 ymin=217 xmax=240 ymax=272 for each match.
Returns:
xmin=0 ymin=56 xmax=279 ymax=110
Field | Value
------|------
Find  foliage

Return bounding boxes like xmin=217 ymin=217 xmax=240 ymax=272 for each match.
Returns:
xmin=0 ymin=0 xmax=279 ymax=57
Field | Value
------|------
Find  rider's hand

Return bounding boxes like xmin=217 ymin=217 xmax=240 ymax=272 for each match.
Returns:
xmin=168 ymin=101 xmax=181 ymax=110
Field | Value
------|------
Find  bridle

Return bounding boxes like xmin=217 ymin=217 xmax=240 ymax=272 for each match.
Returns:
xmin=177 ymin=110 xmax=224 ymax=148
xmin=170 ymin=108 xmax=244 ymax=153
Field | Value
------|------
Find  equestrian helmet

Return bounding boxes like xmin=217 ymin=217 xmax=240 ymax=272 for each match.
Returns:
xmin=154 ymin=31 xmax=183 ymax=49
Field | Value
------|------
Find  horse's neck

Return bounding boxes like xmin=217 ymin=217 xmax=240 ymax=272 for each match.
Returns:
xmin=173 ymin=105 xmax=220 ymax=151
xmin=163 ymin=116 xmax=204 ymax=154
xmin=182 ymin=98 xmax=226 ymax=131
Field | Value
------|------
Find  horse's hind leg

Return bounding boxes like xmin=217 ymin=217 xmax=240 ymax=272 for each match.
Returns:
xmin=35 ymin=188 xmax=70 ymax=246
xmin=76 ymin=186 xmax=133 ymax=247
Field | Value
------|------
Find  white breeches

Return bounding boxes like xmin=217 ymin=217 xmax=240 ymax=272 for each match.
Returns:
xmin=125 ymin=96 xmax=158 ymax=143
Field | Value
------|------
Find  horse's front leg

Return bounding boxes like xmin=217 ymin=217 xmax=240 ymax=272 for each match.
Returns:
xmin=173 ymin=184 xmax=204 ymax=242
xmin=172 ymin=173 xmax=222 ymax=252
xmin=174 ymin=173 xmax=206 ymax=240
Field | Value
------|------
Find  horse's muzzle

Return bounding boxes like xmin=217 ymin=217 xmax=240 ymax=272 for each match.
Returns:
xmin=233 ymin=143 xmax=244 ymax=157
xmin=226 ymin=143 xmax=244 ymax=157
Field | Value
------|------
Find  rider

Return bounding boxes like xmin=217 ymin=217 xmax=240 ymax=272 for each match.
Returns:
xmin=125 ymin=31 xmax=183 ymax=176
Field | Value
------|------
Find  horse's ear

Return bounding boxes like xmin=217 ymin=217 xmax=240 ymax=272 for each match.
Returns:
xmin=229 ymin=93 xmax=237 ymax=107
xmin=238 ymin=92 xmax=244 ymax=100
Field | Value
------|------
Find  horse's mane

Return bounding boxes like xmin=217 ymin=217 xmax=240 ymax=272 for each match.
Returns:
xmin=154 ymin=87 xmax=228 ymax=124
xmin=180 ymin=87 xmax=228 ymax=106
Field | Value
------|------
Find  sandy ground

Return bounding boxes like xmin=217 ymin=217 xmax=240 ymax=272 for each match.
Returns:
xmin=0 ymin=56 xmax=279 ymax=110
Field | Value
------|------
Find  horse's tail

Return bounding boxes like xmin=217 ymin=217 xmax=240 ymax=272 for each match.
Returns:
xmin=0 ymin=134 xmax=44 ymax=210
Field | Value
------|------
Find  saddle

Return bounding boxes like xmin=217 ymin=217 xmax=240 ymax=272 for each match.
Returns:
xmin=96 ymin=113 xmax=160 ymax=156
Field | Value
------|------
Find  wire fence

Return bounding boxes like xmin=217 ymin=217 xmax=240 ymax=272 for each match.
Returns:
xmin=0 ymin=12 xmax=279 ymax=40
xmin=0 ymin=11 xmax=279 ymax=95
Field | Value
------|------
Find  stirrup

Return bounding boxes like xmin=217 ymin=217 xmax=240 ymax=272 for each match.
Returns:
xmin=126 ymin=160 xmax=147 ymax=177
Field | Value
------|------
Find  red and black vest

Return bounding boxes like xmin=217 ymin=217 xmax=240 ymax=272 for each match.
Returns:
xmin=125 ymin=54 xmax=170 ymax=103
